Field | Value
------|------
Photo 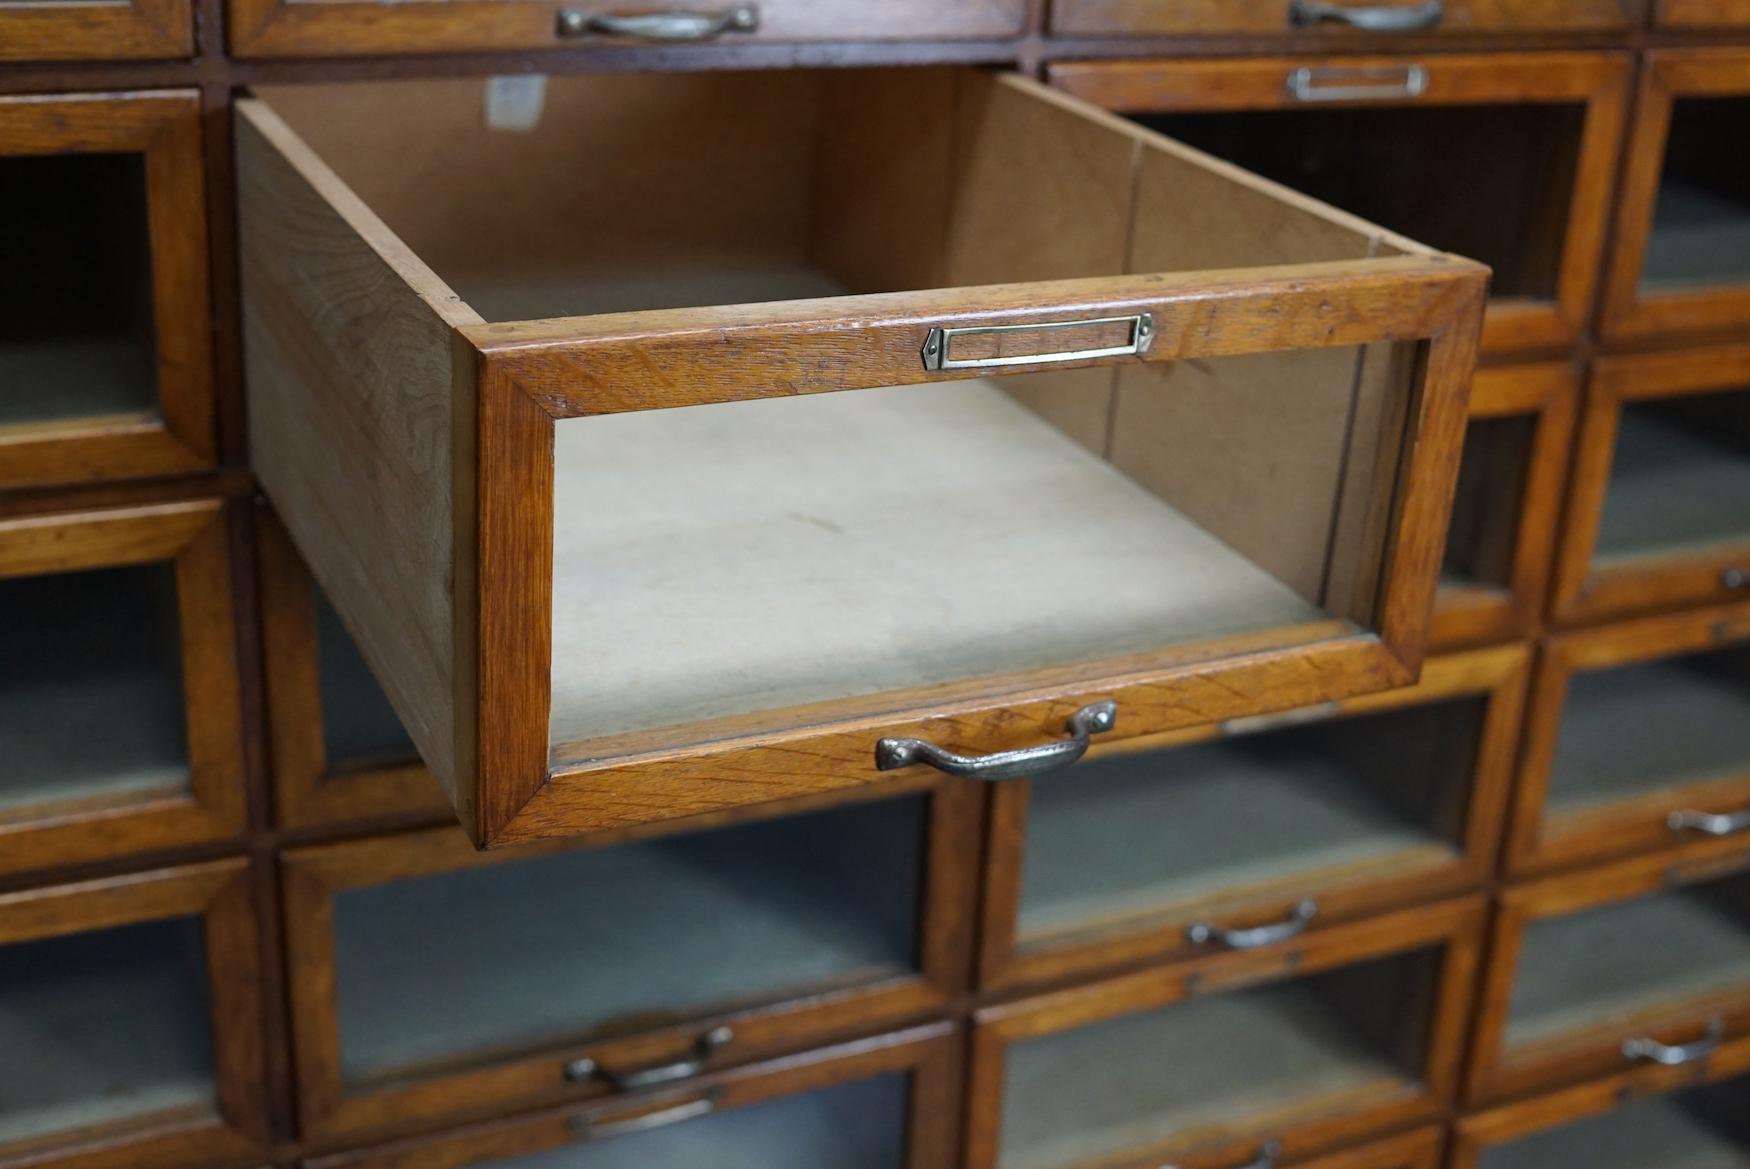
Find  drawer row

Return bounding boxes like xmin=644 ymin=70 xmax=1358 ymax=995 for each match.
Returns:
xmin=5 ymin=841 xmax=1750 ymax=1167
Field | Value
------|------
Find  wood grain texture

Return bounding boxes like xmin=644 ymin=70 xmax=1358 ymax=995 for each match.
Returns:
xmin=0 ymin=0 xmax=190 ymax=61
xmin=1658 ymin=0 xmax=1750 ymax=24
xmin=1051 ymin=0 xmax=1640 ymax=35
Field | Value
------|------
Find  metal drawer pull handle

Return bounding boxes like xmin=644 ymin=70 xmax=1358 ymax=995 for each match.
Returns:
xmin=922 ymin=314 xmax=1154 ymax=372
xmin=1622 ymin=1018 xmax=1724 ymax=1066
xmin=1668 ymin=808 xmax=1750 ymax=837
xmin=1163 ymin=1140 xmax=1282 ymax=1169
xmin=1187 ymin=900 xmax=1318 ymax=949
xmin=565 ymin=1026 xmax=733 ymax=1091
xmin=574 ymin=1087 xmax=722 ymax=1140
xmin=556 ymin=4 xmax=758 ymax=39
xmin=1725 ymin=567 xmax=1748 ymax=589
xmin=875 ymin=701 xmax=1117 ymax=781
xmin=1288 ymin=65 xmax=1429 ymax=103
xmin=1289 ymin=0 xmax=1443 ymax=30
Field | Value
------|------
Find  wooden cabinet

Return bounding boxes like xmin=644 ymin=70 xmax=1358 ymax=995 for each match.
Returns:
xmin=1507 ymin=602 xmax=1750 ymax=874
xmin=976 ymin=646 xmax=1523 ymax=991
xmin=279 ymin=786 xmax=977 ymax=1141
xmin=1604 ymin=50 xmax=1750 ymax=343
xmin=1551 ymin=345 xmax=1750 ymax=624
xmin=227 ymin=0 xmax=1025 ymax=57
xmin=0 ymin=0 xmax=190 ymax=61
xmin=1655 ymin=0 xmax=1750 ymax=26
xmin=0 ymin=860 xmax=268 ymax=1169
xmin=237 ymin=68 xmax=1485 ymax=847
xmin=1469 ymin=836 xmax=1750 ymax=1103
xmin=0 ymin=500 xmax=247 ymax=879
xmin=966 ymin=897 xmax=1484 ymax=1169
xmin=1433 ymin=364 xmax=1578 ymax=649
xmin=1048 ymin=53 xmax=1629 ymax=356
xmin=258 ymin=509 xmax=448 ymax=829
xmin=298 ymin=1024 xmax=960 ymax=1169
xmin=1050 ymin=0 xmax=1642 ymax=37
xmin=0 ymin=92 xmax=213 ymax=488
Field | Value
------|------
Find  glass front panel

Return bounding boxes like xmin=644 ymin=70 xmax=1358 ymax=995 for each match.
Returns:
xmin=1643 ymin=96 xmax=1750 ymax=292
xmin=1595 ymin=388 xmax=1750 ymax=565
xmin=1478 ymin=1073 xmax=1750 ymax=1169
xmin=1444 ymin=416 xmax=1535 ymax=591
xmin=315 ymin=591 xmax=415 ymax=767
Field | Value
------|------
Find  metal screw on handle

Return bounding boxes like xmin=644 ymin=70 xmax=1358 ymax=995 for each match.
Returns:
xmin=565 ymin=1026 xmax=734 ymax=1091
xmin=1621 ymin=1018 xmax=1725 ymax=1067
xmin=1289 ymin=0 xmax=1443 ymax=30
xmin=874 ymin=701 xmax=1117 ymax=781
xmin=1161 ymin=1140 xmax=1284 ymax=1169
xmin=1186 ymin=900 xmax=1319 ymax=949
xmin=572 ymin=1087 xmax=722 ymax=1140
xmin=1667 ymin=807 xmax=1750 ymax=837
xmin=556 ymin=4 xmax=758 ymax=39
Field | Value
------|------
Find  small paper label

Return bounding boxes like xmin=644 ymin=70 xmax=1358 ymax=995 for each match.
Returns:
xmin=485 ymin=74 xmax=547 ymax=132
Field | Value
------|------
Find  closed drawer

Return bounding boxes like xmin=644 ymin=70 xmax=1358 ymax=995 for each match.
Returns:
xmin=0 ymin=860 xmax=267 ymax=1169
xmin=1508 ymin=601 xmax=1750 ymax=875
xmin=0 ymin=499 xmax=247 ymax=878
xmin=1552 ymin=347 xmax=1750 ymax=624
xmin=1656 ymin=0 xmax=1750 ymax=26
xmin=238 ymin=69 xmax=1486 ymax=847
xmin=1049 ymin=53 xmax=1629 ymax=356
xmin=966 ymin=897 xmax=1484 ymax=1169
xmin=280 ymin=786 xmax=977 ymax=1140
xmin=228 ymin=0 xmax=1025 ymax=57
xmin=1470 ymin=836 xmax=1750 ymax=1103
xmin=0 ymin=0 xmax=190 ymax=60
xmin=977 ymin=645 xmax=1524 ymax=991
xmin=301 ymin=1024 xmax=959 ymax=1169
xmin=1050 ymin=0 xmax=1641 ymax=36
xmin=0 ymin=93 xmax=213 ymax=487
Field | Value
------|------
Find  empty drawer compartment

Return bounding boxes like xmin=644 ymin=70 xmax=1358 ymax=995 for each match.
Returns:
xmin=237 ymin=68 xmax=1486 ymax=847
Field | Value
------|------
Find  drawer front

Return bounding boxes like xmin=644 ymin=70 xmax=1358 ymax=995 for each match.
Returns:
xmin=967 ymin=898 xmax=1485 ymax=1169
xmin=1050 ymin=0 xmax=1639 ymax=37
xmin=1470 ymin=837 xmax=1750 ymax=1103
xmin=0 ymin=0 xmax=190 ymax=59
xmin=0 ymin=860 xmax=267 ymax=1169
xmin=977 ymin=646 xmax=1524 ymax=991
xmin=1657 ymin=0 xmax=1750 ymax=24
xmin=0 ymin=500 xmax=247 ymax=879
xmin=281 ymin=786 xmax=977 ymax=1140
xmin=1048 ymin=53 xmax=1629 ymax=356
xmin=229 ymin=0 xmax=1025 ymax=56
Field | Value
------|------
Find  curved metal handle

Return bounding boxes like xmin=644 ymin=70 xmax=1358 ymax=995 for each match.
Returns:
xmin=573 ymin=1087 xmax=721 ymax=1140
xmin=1622 ymin=1018 xmax=1724 ymax=1066
xmin=1288 ymin=64 xmax=1429 ymax=102
xmin=1187 ymin=900 xmax=1318 ymax=949
xmin=875 ymin=701 xmax=1117 ymax=781
xmin=1669 ymin=808 xmax=1750 ymax=837
xmin=1161 ymin=1140 xmax=1282 ymax=1169
xmin=565 ymin=1026 xmax=733 ymax=1091
xmin=1725 ymin=567 xmax=1748 ymax=589
xmin=556 ymin=4 xmax=758 ymax=39
xmin=1289 ymin=0 xmax=1443 ymax=29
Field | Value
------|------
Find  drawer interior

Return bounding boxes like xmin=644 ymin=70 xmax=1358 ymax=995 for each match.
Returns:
xmin=0 ymin=152 xmax=160 ymax=432
xmin=999 ymin=949 xmax=1434 ymax=1168
xmin=1506 ymin=870 xmax=1750 ymax=1048
xmin=1444 ymin=416 xmax=1536 ymax=593
xmin=1644 ymin=96 xmax=1750 ymax=291
xmin=1018 ymin=698 xmax=1478 ymax=941
xmin=1547 ymin=644 xmax=1750 ymax=814
xmin=1595 ymin=387 xmax=1750 ymax=564
xmin=1136 ymin=102 xmax=1583 ymax=308
xmin=0 ymin=563 xmax=189 ymax=816
xmin=1477 ymin=1074 xmax=1750 ymax=1169
xmin=331 ymin=796 xmax=924 ymax=1084
xmin=314 ymin=590 xmax=415 ymax=771
xmin=0 ymin=916 xmax=214 ymax=1146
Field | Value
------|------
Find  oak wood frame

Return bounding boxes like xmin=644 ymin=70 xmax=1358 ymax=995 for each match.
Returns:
xmin=278 ymin=781 xmax=980 ymax=1143
xmin=1550 ymin=344 xmax=1750 ymax=626
xmin=1602 ymin=49 xmax=1750 ymax=343
xmin=1049 ymin=0 xmax=1642 ymax=37
xmin=965 ymin=896 xmax=1486 ymax=1169
xmin=0 ymin=500 xmax=248 ymax=879
xmin=1506 ymin=600 xmax=1750 ymax=877
xmin=1467 ymin=833 xmax=1750 ymax=1104
xmin=975 ymin=644 xmax=1526 ymax=993
xmin=1656 ymin=0 xmax=1750 ymax=25
xmin=0 ymin=92 xmax=213 ymax=488
xmin=1281 ymin=1127 xmax=1444 ymax=1169
xmin=1045 ymin=53 xmax=1627 ymax=358
xmin=256 ymin=510 xmax=449 ymax=830
xmin=0 ymin=860 xmax=269 ymax=1169
xmin=0 ymin=0 xmax=191 ymax=61
xmin=300 ymin=1023 xmax=963 ymax=1169
xmin=1431 ymin=362 xmax=1579 ymax=649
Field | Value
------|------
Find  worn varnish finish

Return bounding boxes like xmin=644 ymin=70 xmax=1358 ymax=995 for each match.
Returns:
xmin=0 ymin=0 xmax=191 ymax=61
xmin=1050 ymin=0 xmax=1641 ymax=36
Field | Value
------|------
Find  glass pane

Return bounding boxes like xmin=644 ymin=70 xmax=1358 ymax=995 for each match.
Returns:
xmin=315 ymin=591 xmax=415 ymax=766
xmin=1595 ymin=389 xmax=1750 ymax=565
xmin=1479 ymin=1075 xmax=1750 ymax=1169
xmin=1642 ymin=96 xmax=1750 ymax=292
xmin=1019 ymin=697 xmax=1479 ymax=942
xmin=1444 ymin=416 xmax=1535 ymax=590
xmin=0 ymin=917 xmax=214 ymax=1145
xmin=0 ymin=563 xmax=189 ymax=813
xmin=0 ymin=153 xmax=158 ymax=428
xmin=333 ymin=796 xmax=924 ymax=1084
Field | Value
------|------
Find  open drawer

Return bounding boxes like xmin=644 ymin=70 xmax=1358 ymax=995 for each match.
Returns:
xmin=238 ymin=68 xmax=1487 ymax=847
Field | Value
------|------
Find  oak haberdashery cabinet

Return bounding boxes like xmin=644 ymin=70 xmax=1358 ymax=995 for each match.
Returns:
xmin=4 ymin=2 xmax=1750 ymax=1168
